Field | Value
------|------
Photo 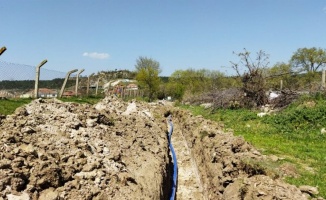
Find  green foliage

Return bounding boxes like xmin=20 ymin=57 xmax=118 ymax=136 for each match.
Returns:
xmin=265 ymin=62 xmax=292 ymax=90
xmin=59 ymin=96 xmax=104 ymax=104
xmin=0 ymin=98 xmax=32 ymax=115
xmin=166 ymin=68 xmax=232 ymax=100
xmin=290 ymin=47 xmax=326 ymax=72
xmin=0 ymin=78 xmax=74 ymax=90
xmin=180 ymin=95 xmax=326 ymax=198
xmin=135 ymin=56 xmax=161 ymax=102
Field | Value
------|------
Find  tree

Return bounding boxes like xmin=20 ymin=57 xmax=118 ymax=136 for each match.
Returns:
xmin=135 ymin=56 xmax=161 ymax=101
xmin=265 ymin=62 xmax=294 ymax=90
xmin=230 ymin=49 xmax=269 ymax=107
xmin=290 ymin=47 xmax=326 ymax=72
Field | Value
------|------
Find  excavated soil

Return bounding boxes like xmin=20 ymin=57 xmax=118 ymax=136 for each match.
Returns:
xmin=0 ymin=96 xmax=316 ymax=199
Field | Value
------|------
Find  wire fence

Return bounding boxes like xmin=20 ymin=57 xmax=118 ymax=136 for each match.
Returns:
xmin=0 ymin=59 xmax=90 ymax=98
xmin=0 ymin=59 xmax=145 ymax=99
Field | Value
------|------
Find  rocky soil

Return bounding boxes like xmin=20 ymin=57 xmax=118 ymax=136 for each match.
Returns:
xmin=0 ymin=96 xmax=322 ymax=200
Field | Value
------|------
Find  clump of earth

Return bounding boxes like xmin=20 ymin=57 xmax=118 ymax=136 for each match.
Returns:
xmin=0 ymin=96 xmax=322 ymax=200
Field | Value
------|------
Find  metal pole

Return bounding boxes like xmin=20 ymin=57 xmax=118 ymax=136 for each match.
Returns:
xmin=96 ymin=77 xmax=100 ymax=96
xmin=34 ymin=60 xmax=48 ymax=98
xmin=75 ymin=69 xmax=85 ymax=97
xmin=59 ymin=69 xmax=78 ymax=98
xmin=0 ymin=47 xmax=7 ymax=56
xmin=87 ymin=73 xmax=94 ymax=96
xmin=95 ymin=73 xmax=105 ymax=96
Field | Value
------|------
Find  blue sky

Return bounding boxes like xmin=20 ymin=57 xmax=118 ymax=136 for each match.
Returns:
xmin=1 ymin=0 xmax=326 ymax=77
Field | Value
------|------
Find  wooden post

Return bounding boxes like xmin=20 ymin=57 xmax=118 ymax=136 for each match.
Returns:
xmin=34 ymin=60 xmax=47 ymax=98
xmin=59 ymin=69 xmax=78 ymax=98
xmin=280 ymin=80 xmax=283 ymax=91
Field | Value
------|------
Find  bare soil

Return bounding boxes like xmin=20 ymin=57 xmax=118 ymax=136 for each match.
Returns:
xmin=0 ymin=96 xmax=316 ymax=200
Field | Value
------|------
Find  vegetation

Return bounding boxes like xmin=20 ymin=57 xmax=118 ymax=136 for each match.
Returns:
xmin=135 ymin=56 xmax=161 ymax=101
xmin=0 ymin=98 xmax=32 ymax=115
xmin=290 ymin=47 xmax=326 ymax=73
xmin=59 ymin=96 xmax=104 ymax=104
xmin=0 ymin=79 xmax=75 ymax=90
xmin=0 ymin=96 xmax=104 ymax=115
xmin=180 ymin=94 xmax=326 ymax=198
xmin=231 ymin=49 xmax=270 ymax=107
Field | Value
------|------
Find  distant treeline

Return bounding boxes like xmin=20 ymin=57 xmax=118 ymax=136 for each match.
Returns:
xmin=0 ymin=78 xmax=75 ymax=90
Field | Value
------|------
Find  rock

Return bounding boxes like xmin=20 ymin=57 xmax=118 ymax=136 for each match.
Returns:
xmin=6 ymin=192 xmax=30 ymax=200
xmin=38 ymin=188 xmax=59 ymax=200
xmin=299 ymin=185 xmax=319 ymax=195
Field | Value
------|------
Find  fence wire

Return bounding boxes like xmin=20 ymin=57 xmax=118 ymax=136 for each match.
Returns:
xmin=0 ymin=60 xmax=79 ymax=98
xmin=0 ymin=60 xmax=67 ymax=81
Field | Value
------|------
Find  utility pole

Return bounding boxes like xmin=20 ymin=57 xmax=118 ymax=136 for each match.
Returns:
xmin=75 ymin=69 xmax=84 ymax=97
xmin=34 ymin=60 xmax=48 ymax=98
xmin=59 ymin=69 xmax=78 ymax=98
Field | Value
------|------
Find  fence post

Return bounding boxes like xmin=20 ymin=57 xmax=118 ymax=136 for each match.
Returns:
xmin=87 ymin=73 xmax=94 ymax=96
xmin=322 ymin=70 xmax=326 ymax=89
xmin=280 ymin=79 xmax=283 ymax=91
xmin=75 ymin=69 xmax=84 ymax=97
xmin=0 ymin=46 xmax=6 ymax=56
xmin=96 ymin=77 xmax=100 ymax=96
xmin=59 ymin=69 xmax=78 ymax=98
xmin=34 ymin=60 xmax=47 ymax=98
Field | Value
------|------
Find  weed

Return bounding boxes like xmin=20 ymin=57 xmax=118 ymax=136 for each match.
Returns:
xmin=180 ymin=95 xmax=326 ymax=198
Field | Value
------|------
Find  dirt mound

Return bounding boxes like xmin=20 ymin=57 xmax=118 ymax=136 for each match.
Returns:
xmin=0 ymin=97 xmax=170 ymax=200
xmin=172 ymin=109 xmax=310 ymax=200
xmin=0 ymin=96 xmax=318 ymax=200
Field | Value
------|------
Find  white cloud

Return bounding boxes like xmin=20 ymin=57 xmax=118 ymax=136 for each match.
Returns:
xmin=83 ymin=52 xmax=110 ymax=59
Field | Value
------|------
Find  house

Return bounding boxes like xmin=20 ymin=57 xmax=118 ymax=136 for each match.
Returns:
xmin=20 ymin=88 xmax=58 ymax=98
xmin=38 ymin=88 xmax=58 ymax=98
xmin=126 ymin=83 xmax=138 ymax=90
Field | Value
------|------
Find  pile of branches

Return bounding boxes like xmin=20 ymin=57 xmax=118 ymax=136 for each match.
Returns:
xmin=183 ymin=88 xmax=245 ymax=109
xmin=242 ymin=69 xmax=268 ymax=108
xmin=269 ymin=90 xmax=300 ymax=109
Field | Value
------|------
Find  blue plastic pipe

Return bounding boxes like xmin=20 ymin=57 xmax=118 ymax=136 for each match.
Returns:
xmin=168 ymin=117 xmax=178 ymax=200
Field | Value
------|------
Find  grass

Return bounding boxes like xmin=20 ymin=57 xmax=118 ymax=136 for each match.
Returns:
xmin=180 ymin=95 xmax=326 ymax=198
xmin=1 ymin=95 xmax=325 ymax=197
xmin=0 ymin=96 xmax=104 ymax=115
xmin=0 ymin=98 xmax=33 ymax=115
xmin=59 ymin=95 xmax=104 ymax=105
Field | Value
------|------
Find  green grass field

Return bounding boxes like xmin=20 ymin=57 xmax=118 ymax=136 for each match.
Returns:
xmin=181 ymin=95 xmax=326 ymax=198
xmin=0 ymin=98 xmax=32 ymax=115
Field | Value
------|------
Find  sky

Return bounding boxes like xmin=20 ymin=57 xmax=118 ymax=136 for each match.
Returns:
xmin=1 ymin=0 xmax=326 ymax=77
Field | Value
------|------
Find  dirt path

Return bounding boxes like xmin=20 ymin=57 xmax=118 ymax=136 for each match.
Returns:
xmin=171 ymin=121 xmax=207 ymax=200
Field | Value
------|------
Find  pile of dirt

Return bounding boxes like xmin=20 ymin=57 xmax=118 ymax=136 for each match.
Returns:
xmin=172 ymin=109 xmax=317 ymax=200
xmin=0 ymin=97 xmax=171 ymax=200
xmin=0 ymin=96 xmax=322 ymax=200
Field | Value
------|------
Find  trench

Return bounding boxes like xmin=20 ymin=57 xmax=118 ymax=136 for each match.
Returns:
xmin=163 ymin=115 xmax=207 ymax=200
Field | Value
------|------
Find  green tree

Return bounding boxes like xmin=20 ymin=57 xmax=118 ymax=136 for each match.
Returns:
xmin=265 ymin=62 xmax=294 ymax=90
xmin=166 ymin=68 xmax=230 ymax=100
xmin=135 ymin=56 xmax=161 ymax=101
xmin=290 ymin=47 xmax=326 ymax=72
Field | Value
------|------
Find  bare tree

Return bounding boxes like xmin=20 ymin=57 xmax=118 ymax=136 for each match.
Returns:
xmin=230 ymin=49 xmax=269 ymax=107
